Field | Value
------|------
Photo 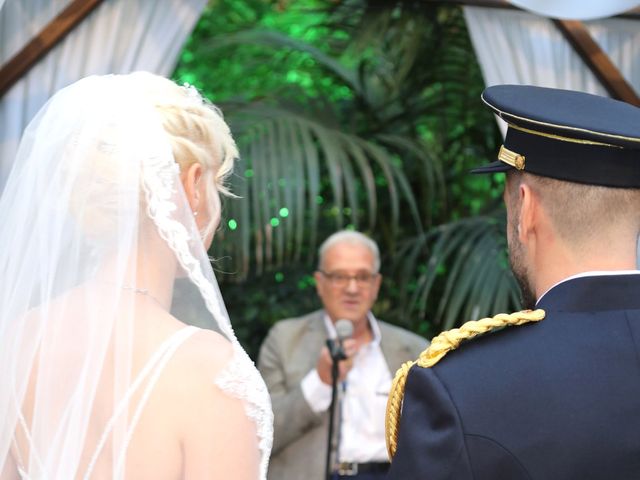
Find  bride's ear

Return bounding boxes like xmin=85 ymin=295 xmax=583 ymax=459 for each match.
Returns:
xmin=182 ymin=162 xmax=203 ymax=214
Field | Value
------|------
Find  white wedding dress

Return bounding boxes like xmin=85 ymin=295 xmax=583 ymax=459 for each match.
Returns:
xmin=0 ymin=73 xmax=273 ymax=479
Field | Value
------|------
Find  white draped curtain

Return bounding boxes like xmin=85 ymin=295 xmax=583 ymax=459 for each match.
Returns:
xmin=463 ymin=6 xmax=640 ymax=135
xmin=0 ymin=0 xmax=207 ymax=189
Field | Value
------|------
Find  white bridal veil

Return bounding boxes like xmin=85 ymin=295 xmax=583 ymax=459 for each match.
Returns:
xmin=0 ymin=73 xmax=272 ymax=479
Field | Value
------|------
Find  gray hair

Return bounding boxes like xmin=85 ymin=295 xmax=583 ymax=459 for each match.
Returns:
xmin=317 ymin=230 xmax=381 ymax=273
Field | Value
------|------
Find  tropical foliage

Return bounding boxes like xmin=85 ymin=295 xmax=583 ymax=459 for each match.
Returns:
xmin=173 ymin=0 xmax=522 ymax=356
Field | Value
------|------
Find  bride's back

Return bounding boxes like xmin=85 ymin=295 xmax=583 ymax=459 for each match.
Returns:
xmin=12 ymin=299 xmax=259 ymax=480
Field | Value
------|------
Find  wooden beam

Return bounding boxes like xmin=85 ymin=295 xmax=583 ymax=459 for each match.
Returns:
xmin=0 ymin=0 xmax=104 ymax=98
xmin=618 ymin=7 xmax=640 ymax=20
xmin=553 ymin=19 xmax=640 ymax=106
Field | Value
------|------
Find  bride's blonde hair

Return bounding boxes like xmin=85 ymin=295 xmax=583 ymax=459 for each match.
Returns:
xmin=145 ymin=74 xmax=238 ymax=241
xmin=66 ymin=72 xmax=238 ymax=242
xmin=144 ymin=73 xmax=238 ymax=198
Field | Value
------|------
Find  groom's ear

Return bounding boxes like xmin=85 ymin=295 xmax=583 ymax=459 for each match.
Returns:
xmin=181 ymin=162 xmax=203 ymax=212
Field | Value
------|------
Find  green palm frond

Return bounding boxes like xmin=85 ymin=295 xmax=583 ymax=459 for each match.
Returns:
xmin=194 ymin=29 xmax=363 ymax=96
xmin=395 ymin=212 xmax=522 ymax=332
xmin=376 ymin=134 xmax=445 ymax=226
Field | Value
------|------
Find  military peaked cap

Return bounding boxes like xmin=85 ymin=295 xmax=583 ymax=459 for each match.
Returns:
xmin=473 ymin=85 xmax=640 ymax=188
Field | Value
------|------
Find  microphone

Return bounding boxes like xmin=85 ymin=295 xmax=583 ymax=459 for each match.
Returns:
xmin=336 ymin=318 xmax=354 ymax=343
xmin=328 ymin=319 xmax=354 ymax=362
xmin=324 ymin=319 xmax=353 ymax=480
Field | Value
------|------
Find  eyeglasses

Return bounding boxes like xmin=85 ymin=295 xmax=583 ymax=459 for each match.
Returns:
xmin=318 ymin=270 xmax=378 ymax=287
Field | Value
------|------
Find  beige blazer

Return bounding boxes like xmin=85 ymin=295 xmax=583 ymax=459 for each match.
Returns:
xmin=258 ymin=310 xmax=428 ymax=480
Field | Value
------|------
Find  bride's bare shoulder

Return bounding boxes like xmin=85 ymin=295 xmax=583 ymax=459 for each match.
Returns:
xmin=138 ymin=320 xmax=260 ymax=477
xmin=163 ymin=328 xmax=260 ymax=476
xmin=170 ymin=327 xmax=235 ymax=380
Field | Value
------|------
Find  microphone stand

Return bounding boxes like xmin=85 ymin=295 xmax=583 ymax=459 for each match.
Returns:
xmin=325 ymin=338 xmax=346 ymax=480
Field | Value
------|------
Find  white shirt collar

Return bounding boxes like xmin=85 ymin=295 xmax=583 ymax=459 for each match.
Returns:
xmin=536 ymin=270 xmax=640 ymax=305
xmin=322 ymin=311 xmax=382 ymax=346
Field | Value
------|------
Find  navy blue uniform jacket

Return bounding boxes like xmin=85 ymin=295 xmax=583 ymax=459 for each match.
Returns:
xmin=387 ymin=274 xmax=640 ymax=479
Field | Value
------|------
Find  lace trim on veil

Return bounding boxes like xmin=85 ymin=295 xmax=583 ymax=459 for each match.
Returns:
xmin=140 ymin=154 xmax=273 ymax=478
xmin=214 ymin=348 xmax=273 ymax=474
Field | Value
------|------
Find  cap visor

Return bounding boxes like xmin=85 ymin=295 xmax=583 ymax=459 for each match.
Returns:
xmin=470 ymin=160 xmax=511 ymax=174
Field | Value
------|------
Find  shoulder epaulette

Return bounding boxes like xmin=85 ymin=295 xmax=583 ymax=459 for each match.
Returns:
xmin=385 ymin=309 xmax=545 ymax=459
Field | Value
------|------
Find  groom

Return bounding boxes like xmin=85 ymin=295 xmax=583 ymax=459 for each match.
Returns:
xmin=386 ymin=85 xmax=640 ymax=479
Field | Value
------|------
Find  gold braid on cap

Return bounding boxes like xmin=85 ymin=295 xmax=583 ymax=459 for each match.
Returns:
xmin=385 ymin=309 xmax=545 ymax=459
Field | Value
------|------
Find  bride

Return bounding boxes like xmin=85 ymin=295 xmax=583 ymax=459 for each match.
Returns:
xmin=0 ymin=72 xmax=272 ymax=479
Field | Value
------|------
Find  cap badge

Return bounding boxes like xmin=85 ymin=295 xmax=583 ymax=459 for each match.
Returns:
xmin=498 ymin=145 xmax=525 ymax=170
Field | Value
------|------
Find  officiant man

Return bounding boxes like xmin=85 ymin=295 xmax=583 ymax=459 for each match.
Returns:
xmin=386 ymin=85 xmax=640 ymax=479
xmin=258 ymin=230 xmax=427 ymax=480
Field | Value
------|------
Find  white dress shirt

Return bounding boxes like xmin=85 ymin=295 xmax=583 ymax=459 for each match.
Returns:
xmin=300 ymin=313 xmax=391 ymax=463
